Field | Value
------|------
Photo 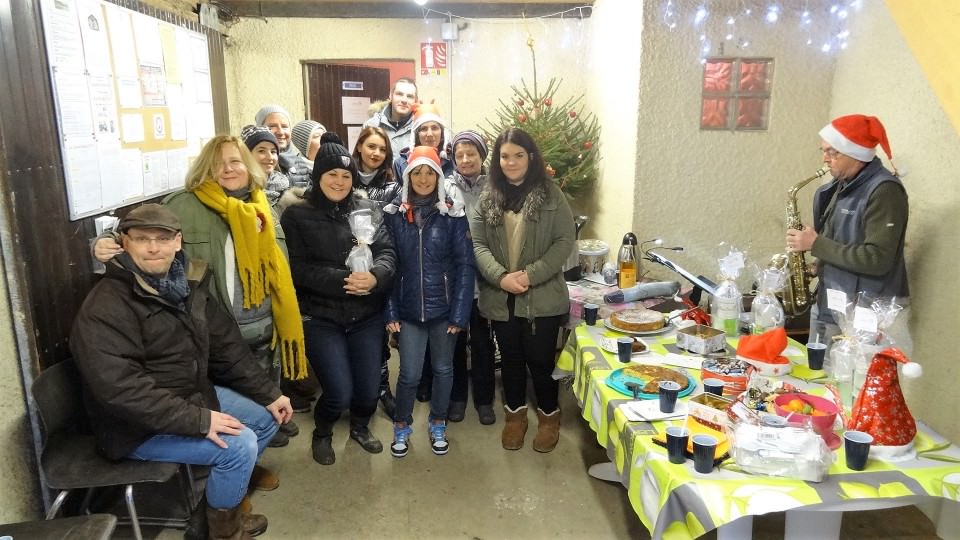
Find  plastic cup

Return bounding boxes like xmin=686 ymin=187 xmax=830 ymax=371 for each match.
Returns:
xmin=583 ymin=303 xmax=599 ymax=326
xmin=844 ymin=430 xmax=873 ymax=471
xmin=807 ymin=342 xmax=828 ymax=371
xmin=702 ymin=378 xmax=725 ymax=396
xmin=658 ymin=380 xmax=681 ymax=413
xmin=665 ymin=426 xmax=690 ymax=464
xmin=617 ymin=337 xmax=634 ymax=363
xmin=692 ymin=434 xmax=718 ymax=473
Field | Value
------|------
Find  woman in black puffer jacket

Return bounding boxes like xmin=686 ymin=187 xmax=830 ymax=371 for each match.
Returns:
xmin=281 ymin=133 xmax=396 ymax=466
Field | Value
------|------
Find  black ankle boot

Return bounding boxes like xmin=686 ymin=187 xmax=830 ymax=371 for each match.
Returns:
xmin=350 ymin=426 xmax=384 ymax=454
xmin=312 ymin=435 xmax=335 ymax=465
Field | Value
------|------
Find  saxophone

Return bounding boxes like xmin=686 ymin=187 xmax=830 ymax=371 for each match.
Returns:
xmin=771 ymin=166 xmax=831 ymax=317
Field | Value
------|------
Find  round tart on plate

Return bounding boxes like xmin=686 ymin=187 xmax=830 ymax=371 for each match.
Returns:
xmin=608 ymin=307 xmax=665 ymax=333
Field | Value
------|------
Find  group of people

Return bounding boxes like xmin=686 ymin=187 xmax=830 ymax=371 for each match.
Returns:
xmin=67 ymin=61 xmax=909 ymax=538
xmin=73 ymin=76 xmax=574 ymax=539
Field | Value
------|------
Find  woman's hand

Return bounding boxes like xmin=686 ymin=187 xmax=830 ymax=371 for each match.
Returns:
xmin=386 ymin=321 xmax=401 ymax=333
xmin=344 ymin=271 xmax=378 ymax=295
xmin=499 ymin=271 xmax=529 ymax=294
xmin=94 ymin=237 xmax=123 ymax=263
xmin=447 ymin=325 xmax=461 ymax=334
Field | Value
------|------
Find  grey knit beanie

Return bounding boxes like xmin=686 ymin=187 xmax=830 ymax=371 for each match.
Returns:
xmin=291 ymin=120 xmax=326 ymax=157
xmin=254 ymin=105 xmax=291 ymax=127
xmin=451 ymin=130 xmax=488 ymax=162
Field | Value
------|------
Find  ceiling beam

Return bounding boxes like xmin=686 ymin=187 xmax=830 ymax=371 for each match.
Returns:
xmin=217 ymin=2 xmax=594 ymax=19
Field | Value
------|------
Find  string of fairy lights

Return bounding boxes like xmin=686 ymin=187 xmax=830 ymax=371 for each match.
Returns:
xmin=660 ymin=0 xmax=863 ymax=63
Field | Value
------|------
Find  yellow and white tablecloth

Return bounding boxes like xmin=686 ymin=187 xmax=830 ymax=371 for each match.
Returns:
xmin=558 ymin=323 xmax=960 ymax=540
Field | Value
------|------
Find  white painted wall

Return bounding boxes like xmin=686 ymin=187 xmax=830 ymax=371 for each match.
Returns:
xmin=631 ymin=0 xmax=836 ymax=291
xmin=831 ymin=3 xmax=960 ymax=442
xmin=579 ymin=0 xmax=643 ymax=252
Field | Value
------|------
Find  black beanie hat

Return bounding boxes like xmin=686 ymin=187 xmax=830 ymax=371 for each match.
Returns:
xmin=311 ymin=132 xmax=357 ymax=182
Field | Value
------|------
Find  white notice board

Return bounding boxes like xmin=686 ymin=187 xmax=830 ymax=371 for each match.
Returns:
xmin=40 ymin=0 xmax=216 ymax=220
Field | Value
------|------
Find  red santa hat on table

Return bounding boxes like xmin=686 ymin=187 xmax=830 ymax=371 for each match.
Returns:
xmin=848 ymin=347 xmax=922 ymax=460
xmin=736 ymin=327 xmax=792 ymax=376
xmin=818 ymin=114 xmax=894 ymax=164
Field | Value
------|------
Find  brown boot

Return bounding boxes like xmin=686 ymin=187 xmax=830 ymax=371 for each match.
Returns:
xmin=533 ymin=408 xmax=561 ymax=453
xmin=239 ymin=495 xmax=252 ymax=515
xmin=241 ymin=511 xmax=268 ymax=537
xmin=501 ymin=405 xmax=529 ymax=450
xmin=206 ymin=505 xmax=250 ymax=540
xmin=249 ymin=464 xmax=279 ymax=491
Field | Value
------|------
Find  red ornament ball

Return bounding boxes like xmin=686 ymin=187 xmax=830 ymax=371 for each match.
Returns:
xmin=568 ymin=110 xmax=577 ymax=118
xmin=582 ymin=141 xmax=593 ymax=150
xmin=517 ymin=113 xmax=528 ymax=123
xmin=544 ymin=97 xmax=553 ymax=107
xmin=516 ymin=99 xmax=525 ymax=106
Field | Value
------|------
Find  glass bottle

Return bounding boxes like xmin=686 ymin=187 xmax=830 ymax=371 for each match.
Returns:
xmin=617 ymin=232 xmax=638 ymax=289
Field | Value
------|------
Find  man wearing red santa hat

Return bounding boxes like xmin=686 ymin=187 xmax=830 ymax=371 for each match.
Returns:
xmin=786 ymin=114 xmax=911 ymax=353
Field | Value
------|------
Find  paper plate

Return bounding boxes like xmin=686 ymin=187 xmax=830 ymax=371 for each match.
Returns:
xmin=597 ymin=335 xmax=649 ymax=355
xmin=605 ymin=365 xmax=697 ymax=400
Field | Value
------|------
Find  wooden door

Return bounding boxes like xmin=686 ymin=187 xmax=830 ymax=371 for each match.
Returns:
xmin=304 ymin=63 xmax=390 ymax=151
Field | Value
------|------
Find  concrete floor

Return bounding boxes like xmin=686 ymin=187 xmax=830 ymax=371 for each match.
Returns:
xmin=129 ymin=366 xmax=943 ymax=540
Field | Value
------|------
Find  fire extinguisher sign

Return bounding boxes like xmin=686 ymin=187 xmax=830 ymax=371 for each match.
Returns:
xmin=420 ymin=41 xmax=447 ymax=75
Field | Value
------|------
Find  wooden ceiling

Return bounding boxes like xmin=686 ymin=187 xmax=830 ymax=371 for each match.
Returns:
xmin=216 ymin=0 xmax=595 ymax=19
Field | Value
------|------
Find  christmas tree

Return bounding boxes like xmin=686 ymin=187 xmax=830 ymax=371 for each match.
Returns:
xmin=481 ymin=38 xmax=600 ymax=199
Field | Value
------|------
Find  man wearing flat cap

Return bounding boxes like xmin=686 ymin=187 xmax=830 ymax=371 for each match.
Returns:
xmin=71 ymin=203 xmax=292 ymax=538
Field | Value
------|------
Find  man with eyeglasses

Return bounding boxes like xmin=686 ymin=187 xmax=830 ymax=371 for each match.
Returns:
xmin=71 ymin=204 xmax=292 ymax=537
xmin=785 ymin=114 xmax=911 ymax=351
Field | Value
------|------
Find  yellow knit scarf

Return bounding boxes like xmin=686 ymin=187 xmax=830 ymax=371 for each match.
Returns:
xmin=194 ymin=182 xmax=308 ymax=380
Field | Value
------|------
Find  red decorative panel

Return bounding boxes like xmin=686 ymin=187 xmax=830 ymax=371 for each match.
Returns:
xmin=703 ymin=60 xmax=733 ymax=92
xmin=736 ymin=97 xmax=768 ymax=129
xmin=739 ymin=61 xmax=770 ymax=92
xmin=701 ymin=98 xmax=729 ymax=129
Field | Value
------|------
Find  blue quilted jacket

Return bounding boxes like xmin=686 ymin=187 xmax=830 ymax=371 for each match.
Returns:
xmin=384 ymin=203 xmax=475 ymax=329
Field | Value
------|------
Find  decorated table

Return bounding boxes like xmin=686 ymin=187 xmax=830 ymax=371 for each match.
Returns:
xmin=557 ymin=322 xmax=960 ymax=540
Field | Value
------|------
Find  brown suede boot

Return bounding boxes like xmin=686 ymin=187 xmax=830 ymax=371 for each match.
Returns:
xmin=533 ymin=408 xmax=561 ymax=453
xmin=249 ymin=464 xmax=279 ymax=491
xmin=207 ymin=505 xmax=250 ymax=540
xmin=501 ymin=405 xmax=529 ymax=450
xmin=241 ymin=511 xmax=268 ymax=537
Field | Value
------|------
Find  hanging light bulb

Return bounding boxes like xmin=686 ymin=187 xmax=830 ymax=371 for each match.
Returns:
xmin=694 ymin=7 xmax=708 ymax=25
xmin=725 ymin=33 xmax=733 ymax=40
xmin=822 ymin=42 xmax=832 ymax=52
xmin=837 ymin=29 xmax=850 ymax=39
xmin=765 ymin=6 xmax=779 ymax=23
xmin=414 ymin=0 xmax=428 ymax=5
xmin=727 ymin=16 xmax=735 ymax=25
xmin=838 ymin=8 xmax=848 ymax=19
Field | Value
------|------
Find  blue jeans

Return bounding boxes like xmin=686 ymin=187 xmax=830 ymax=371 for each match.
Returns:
xmin=303 ymin=314 xmax=383 ymax=435
xmin=394 ymin=318 xmax=455 ymax=425
xmin=126 ymin=386 xmax=278 ymax=510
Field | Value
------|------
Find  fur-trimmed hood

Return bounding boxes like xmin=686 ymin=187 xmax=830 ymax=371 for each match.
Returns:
xmin=476 ymin=179 xmax=550 ymax=226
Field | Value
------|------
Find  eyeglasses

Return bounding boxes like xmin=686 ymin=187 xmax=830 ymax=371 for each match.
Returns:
xmin=125 ymin=234 xmax=178 ymax=246
xmin=820 ymin=147 xmax=841 ymax=159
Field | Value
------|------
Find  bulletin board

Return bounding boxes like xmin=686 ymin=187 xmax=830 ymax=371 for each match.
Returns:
xmin=39 ymin=0 xmax=216 ymax=220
